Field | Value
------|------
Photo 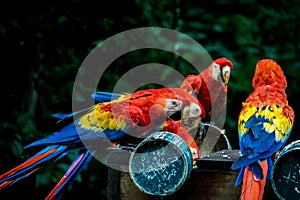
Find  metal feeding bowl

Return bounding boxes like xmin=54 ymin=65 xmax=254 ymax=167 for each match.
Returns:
xmin=129 ymin=131 xmax=193 ymax=196
xmin=271 ymin=140 xmax=300 ymax=200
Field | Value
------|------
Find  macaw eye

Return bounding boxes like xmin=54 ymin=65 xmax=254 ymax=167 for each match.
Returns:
xmin=195 ymin=107 xmax=201 ymax=116
xmin=214 ymin=63 xmax=219 ymax=69
xmin=190 ymin=103 xmax=202 ymax=117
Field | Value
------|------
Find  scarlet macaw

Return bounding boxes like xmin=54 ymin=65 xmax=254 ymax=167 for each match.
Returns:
xmin=180 ymin=57 xmax=233 ymax=123
xmin=180 ymin=57 xmax=233 ymax=156
xmin=231 ymin=59 xmax=294 ymax=200
xmin=91 ymin=89 xmax=205 ymax=160
xmin=0 ymin=87 xmax=204 ymax=199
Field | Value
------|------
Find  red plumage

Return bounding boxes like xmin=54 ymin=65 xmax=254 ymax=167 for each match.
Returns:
xmin=180 ymin=57 xmax=233 ymax=123
xmin=180 ymin=57 xmax=233 ymax=156
xmin=162 ymin=119 xmax=200 ymax=161
xmin=0 ymin=87 xmax=205 ymax=199
xmin=232 ymin=58 xmax=294 ymax=200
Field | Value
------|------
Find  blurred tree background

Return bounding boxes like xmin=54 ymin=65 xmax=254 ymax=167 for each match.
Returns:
xmin=0 ymin=0 xmax=299 ymax=199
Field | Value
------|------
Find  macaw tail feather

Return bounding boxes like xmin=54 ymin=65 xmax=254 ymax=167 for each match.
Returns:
xmin=45 ymin=150 xmax=94 ymax=200
xmin=240 ymin=159 xmax=268 ymax=200
xmin=0 ymin=145 xmax=71 ymax=189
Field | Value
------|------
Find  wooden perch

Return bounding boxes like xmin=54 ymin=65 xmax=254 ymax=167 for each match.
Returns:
xmin=107 ymin=149 xmax=278 ymax=200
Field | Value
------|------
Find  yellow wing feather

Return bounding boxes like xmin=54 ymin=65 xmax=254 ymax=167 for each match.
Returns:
xmin=239 ymin=103 xmax=292 ymax=142
xmin=238 ymin=102 xmax=257 ymax=135
xmin=78 ymin=103 xmax=127 ymax=132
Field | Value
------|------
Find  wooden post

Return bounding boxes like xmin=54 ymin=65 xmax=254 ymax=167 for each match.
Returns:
xmin=107 ymin=147 xmax=131 ymax=200
xmin=107 ymin=149 xmax=278 ymax=200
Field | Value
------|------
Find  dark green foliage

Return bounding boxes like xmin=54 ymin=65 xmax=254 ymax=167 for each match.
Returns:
xmin=0 ymin=0 xmax=299 ymax=199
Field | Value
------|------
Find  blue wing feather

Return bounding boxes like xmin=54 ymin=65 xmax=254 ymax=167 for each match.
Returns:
xmin=25 ymin=119 xmax=129 ymax=151
xmin=232 ymin=131 xmax=279 ymax=170
xmin=91 ymin=91 xmax=122 ymax=103
xmin=232 ymin=113 xmax=283 ymax=170
xmin=52 ymin=90 xmax=121 ymax=123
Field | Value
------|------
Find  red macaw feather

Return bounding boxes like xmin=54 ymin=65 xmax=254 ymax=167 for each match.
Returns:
xmin=232 ymin=59 xmax=294 ymax=200
xmin=180 ymin=57 xmax=233 ymax=123
xmin=162 ymin=120 xmax=200 ymax=161
xmin=240 ymin=160 xmax=268 ymax=200
xmin=180 ymin=57 xmax=233 ymax=157
xmin=0 ymin=148 xmax=56 ymax=181
xmin=0 ymin=87 xmax=204 ymax=199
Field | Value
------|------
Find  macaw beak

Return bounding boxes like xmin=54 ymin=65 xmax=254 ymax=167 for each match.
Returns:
xmin=223 ymin=71 xmax=230 ymax=84
xmin=222 ymin=65 xmax=231 ymax=84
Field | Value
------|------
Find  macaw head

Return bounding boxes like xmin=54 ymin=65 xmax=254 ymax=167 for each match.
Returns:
xmin=165 ymin=99 xmax=183 ymax=117
xmin=183 ymin=102 xmax=203 ymax=120
xmin=211 ymin=57 xmax=233 ymax=84
xmin=165 ymin=88 xmax=206 ymax=122
xmin=181 ymin=102 xmax=203 ymax=130
xmin=252 ymin=58 xmax=287 ymax=90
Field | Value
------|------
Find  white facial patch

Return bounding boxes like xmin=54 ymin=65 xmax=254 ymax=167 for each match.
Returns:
xmin=212 ymin=63 xmax=231 ymax=84
xmin=212 ymin=63 xmax=222 ymax=82
xmin=189 ymin=103 xmax=202 ymax=117
xmin=165 ymin=99 xmax=183 ymax=116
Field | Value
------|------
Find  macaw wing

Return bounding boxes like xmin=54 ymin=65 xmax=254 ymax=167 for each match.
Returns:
xmin=233 ymin=104 xmax=293 ymax=170
xmin=242 ymin=116 xmax=276 ymax=152
xmin=24 ymin=121 xmax=131 ymax=152
xmin=91 ymin=90 xmax=154 ymax=103
xmin=25 ymin=102 xmax=144 ymax=151
xmin=180 ymin=74 xmax=203 ymax=96
xmin=51 ymin=91 xmax=123 ymax=125
xmin=233 ymin=124 xmax=278 ymax=171
xmin=52 ymin=91 xmax=122 ymax=126
xmin=1 ymin=101 xmax=141 ymax=192
xmin=23 ymin=120 xmax=102 ymax=151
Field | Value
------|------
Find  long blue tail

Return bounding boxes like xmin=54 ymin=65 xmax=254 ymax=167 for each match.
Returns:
xmin=46 ymin=150 xmax=95 ymax=200
xmin=0 ymin=145 xmax=73 ymax=189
